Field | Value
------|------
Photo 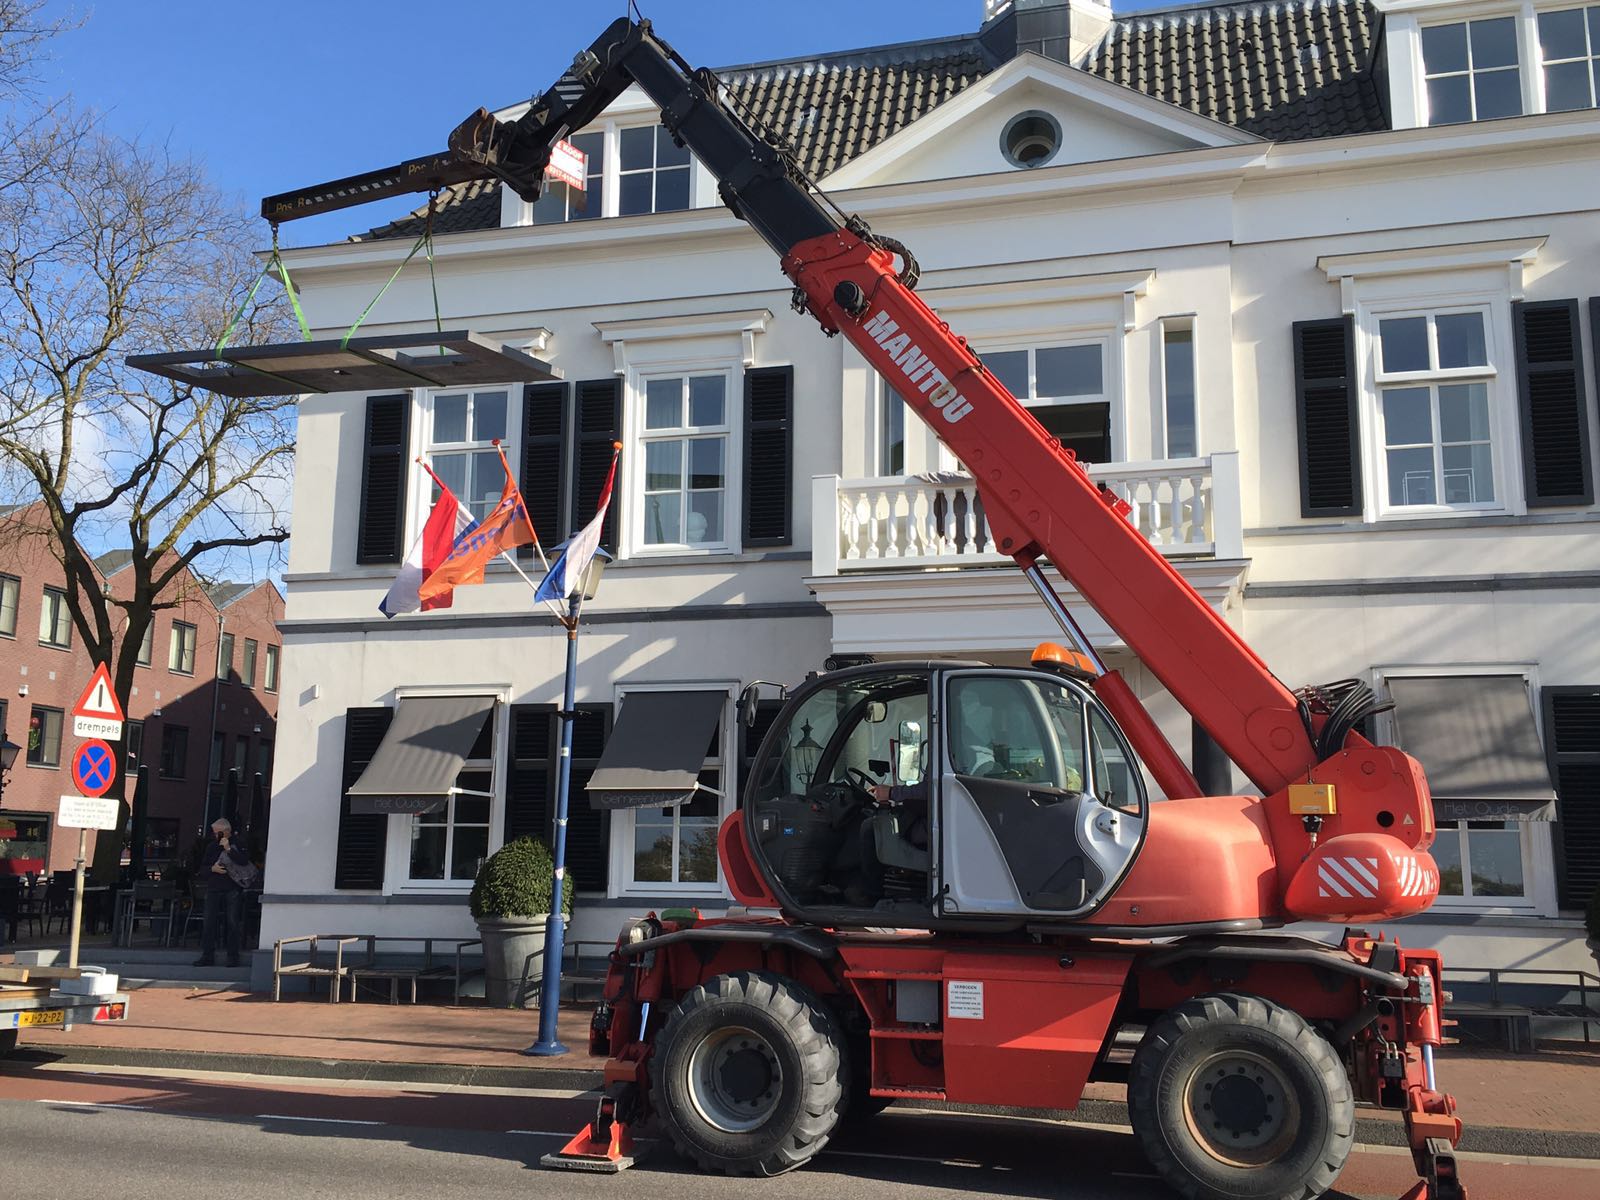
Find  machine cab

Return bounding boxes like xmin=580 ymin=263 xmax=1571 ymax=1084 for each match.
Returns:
xmin=741 ymin=657 xmax=1148 ymax=927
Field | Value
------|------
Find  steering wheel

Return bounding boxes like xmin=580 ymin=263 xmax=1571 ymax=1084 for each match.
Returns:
xmin=843 ymin=766 xmax=879 ymax=800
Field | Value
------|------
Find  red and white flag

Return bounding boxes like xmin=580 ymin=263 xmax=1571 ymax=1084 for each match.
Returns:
xmin=379 ymin=467 xmax=476 ymax=617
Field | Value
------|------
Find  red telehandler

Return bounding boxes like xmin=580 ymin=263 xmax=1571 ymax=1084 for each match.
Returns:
xmin=260 ymin=17 xmax=1466 ymax=1200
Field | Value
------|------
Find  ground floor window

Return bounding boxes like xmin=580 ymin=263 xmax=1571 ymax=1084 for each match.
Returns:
xmin=0 ymin=811 xmax=50 ymax=876
xmin=619 ymin=691 xmax=727 ymax=892
xmin=142 ymin=818 xmax=179 ymax=868
xmin=407 ymin=718 xmax=494 ymax=884
xmin=1430 ymin=819 xmax=1529 ymax=903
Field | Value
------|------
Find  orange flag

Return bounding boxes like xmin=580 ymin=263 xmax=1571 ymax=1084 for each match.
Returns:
xmin=417 ymin=445 xmax=537 ymax=601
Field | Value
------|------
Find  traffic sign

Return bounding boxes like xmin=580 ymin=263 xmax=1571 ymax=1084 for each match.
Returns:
xmin=71 ymin=739 xmax=117 ymax=798
xmin=59 ymin=794 xmax=120 ymax=830
xmin=72 ymin=663 xmax=124 ymax=739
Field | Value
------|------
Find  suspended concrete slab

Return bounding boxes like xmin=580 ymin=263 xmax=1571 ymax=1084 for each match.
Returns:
xmin=125 ymin=330 xmax=559 ymax=397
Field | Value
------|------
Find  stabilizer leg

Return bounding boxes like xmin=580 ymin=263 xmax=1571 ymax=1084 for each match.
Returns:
xmin=540 ymin=1085 xmax=637 ymax=1173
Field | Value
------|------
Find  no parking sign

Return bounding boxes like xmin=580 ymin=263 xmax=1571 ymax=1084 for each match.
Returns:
xmin=71 ymin=738 xmax=117 ymax=798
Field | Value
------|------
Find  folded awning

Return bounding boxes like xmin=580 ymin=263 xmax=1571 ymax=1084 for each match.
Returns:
xmin=1388 ymin=675 xmax=1557 ymax=821
xmin=586 ymin=690 xmax=725 ymax=810
xmin=346 ymin=695 xmax=496 ymax=815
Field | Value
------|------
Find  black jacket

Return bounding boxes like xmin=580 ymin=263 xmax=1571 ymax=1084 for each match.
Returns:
xmin=201 ymin=840 xmax=251 ymax=892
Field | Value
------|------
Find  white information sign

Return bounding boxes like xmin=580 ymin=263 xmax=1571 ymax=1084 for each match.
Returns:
xmin=59 ymin=794 xmax=121 ymax=830
xmin=74 ymin=714 xmax=123 ymax=739
xmin=946 ymin=979 xmax=985 ymax=1020
xmin=547 ymin=138 xmax=588 ymax=190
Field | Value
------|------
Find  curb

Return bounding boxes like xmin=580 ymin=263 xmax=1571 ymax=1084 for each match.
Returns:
xmin=10 ymin=1045 xmax=1598 ymax=1162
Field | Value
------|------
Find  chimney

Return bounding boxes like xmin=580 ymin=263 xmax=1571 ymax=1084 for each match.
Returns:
xmin=979 ymin=0 xmax=1112 ymax=67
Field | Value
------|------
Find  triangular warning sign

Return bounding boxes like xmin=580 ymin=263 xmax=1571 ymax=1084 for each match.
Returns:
xmin=73 ymin=663 xmax=125 ymax=721
xmin=1403 ymin=814 xmax=1415 ymax=827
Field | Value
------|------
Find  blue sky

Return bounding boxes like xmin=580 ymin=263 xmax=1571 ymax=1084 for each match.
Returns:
xmin=40 ymin=1 xmax=1172 ymax=246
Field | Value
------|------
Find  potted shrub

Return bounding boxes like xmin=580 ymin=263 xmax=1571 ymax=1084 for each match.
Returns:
xmin=469 ymin=837 xmax=574 ymax=1008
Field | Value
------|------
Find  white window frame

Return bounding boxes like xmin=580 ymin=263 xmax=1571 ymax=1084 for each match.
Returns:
xmin=168 ymin=621 xmax=197 ymax=675
xmin=963 ymin=331 xmax=1122 ymax=470
xmin=876 ymin=374 xmax=908 ymax=477
xmin=508 ymin=107 xmax=700 ymax=227
xmin=264 ymin=644 xmax=280 ymax=693
xmin=1388 ymin=0 xmax=1600 ymax=126
xmin=624 ymin=361 xmax=742 ymax=558
xmin=1353 ymin=288 xmax=1522 ymax=522
xmin=38 ymin=585 xmax=71 ymax=648
xmin=1419 ymin=12 xmax=1527 ymax=122
xmin=608 ymin=680 xmax=737 ymax=900
xmin=1536 ymin=2 xmax=1600 ymax=108
xmin=384 ymin=685 xmax=511 ymax=895
xmin=135 ymin=622 xmax=153 ymax=668
xmin=1158 ymin=315 xmax=1200 ymax=460
xmin=0 ymin=573 xmax=18 ymax=638
xmin=408 ymin=385 xmax=521 ymax=544
xmin=1372 ymin=663 xmax=1558 ymax=916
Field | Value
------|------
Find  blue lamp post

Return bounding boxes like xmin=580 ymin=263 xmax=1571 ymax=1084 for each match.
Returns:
xmin=525 ymin=542 xmax=611 ymax=1057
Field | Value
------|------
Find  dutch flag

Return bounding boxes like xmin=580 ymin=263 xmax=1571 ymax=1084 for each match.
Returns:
xmin=535 ymin=445 xmax=619 ymax=603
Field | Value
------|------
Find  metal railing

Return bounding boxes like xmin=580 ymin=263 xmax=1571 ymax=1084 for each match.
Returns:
xmin=1442 ymin=964 xmax=1599 ymax=1046
xmin=813 ymin=451 xmax=1242 ymax=575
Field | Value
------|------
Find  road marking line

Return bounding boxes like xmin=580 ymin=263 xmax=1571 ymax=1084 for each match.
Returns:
xmin=25 ymin=1062 xmax=596 ymax=1100
xmin=824 ymin=1148 xmax=1006 ymax=1169
xmin=1351 ymin=1141 xmax=1600 ymax=1170
xmin=257 ymin=1114 xmax=385 ymax=1126
xmin=40 ymin=1099 xmax=152 ymax=1111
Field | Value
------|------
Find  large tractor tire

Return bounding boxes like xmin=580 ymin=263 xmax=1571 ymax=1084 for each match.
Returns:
xmin=651 ymin=970 xmax=847 ymax=1175
xmin=1129 ymin=992 xmax=1354 ymax=1200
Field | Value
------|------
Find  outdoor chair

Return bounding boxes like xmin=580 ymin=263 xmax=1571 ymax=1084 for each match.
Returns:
xmin=179 ymin=881 xmax=207 ymax=946
xmin=122 ymin=881 xmax=178 ymax=946
xmin=42 ymin=879 xmax=71 ymax=936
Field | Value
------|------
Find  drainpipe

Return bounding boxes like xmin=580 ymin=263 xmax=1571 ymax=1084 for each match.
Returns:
xmin=204 ymin=611 xmax=225 ymax=828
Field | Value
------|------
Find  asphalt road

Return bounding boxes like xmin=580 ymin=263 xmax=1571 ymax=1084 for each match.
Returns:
xmin=2 ymin=1063 xmax=1596 ymax=1200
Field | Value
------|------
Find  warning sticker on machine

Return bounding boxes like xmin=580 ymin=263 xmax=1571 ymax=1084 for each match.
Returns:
xmin=946 ymin=980 xmax=984 ymax=1020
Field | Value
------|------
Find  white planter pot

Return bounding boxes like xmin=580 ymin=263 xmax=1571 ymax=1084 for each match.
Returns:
xmin=475 ymin=914 xmax=558 ymax=1008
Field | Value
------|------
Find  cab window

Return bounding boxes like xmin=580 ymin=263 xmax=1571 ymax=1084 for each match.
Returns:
xmin=947 ymin=674 xmax=1087 ymax=792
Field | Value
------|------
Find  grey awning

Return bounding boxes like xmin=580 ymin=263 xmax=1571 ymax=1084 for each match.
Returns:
xmin=586 ymin=690 xmax=725 ymax=810
xmin=347 ymin=695 xmax=495 ymax=815
xmin=1388 ymin=676 xmax=1556 ymax=821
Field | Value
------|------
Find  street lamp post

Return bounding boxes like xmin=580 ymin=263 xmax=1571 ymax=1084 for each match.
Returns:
xmin=0 ymin=735 xmax=19 ymax=800
xmin=526 ymin=544 xmax=610 ymax=1057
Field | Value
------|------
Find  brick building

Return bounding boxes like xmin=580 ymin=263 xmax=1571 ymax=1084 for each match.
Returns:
xmin=0 ymin=502 xmax=283 ymax=876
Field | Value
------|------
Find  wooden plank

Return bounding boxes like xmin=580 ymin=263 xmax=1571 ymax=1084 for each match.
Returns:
xmin=0 ymin=966 xmax=30 ymax=983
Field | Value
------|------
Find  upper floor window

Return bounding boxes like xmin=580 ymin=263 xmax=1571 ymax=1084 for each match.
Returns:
xmin=619 ymin=125 xmax=690 ymax=216
xmin=264 ymin=644 xmax=280 ymax=693
xmin=531 ymin=130 xmax=604 ymax=224
xmin=1373 ymin=309 xmax=1497 ymax=511
xmin=1162 ymin=320 xmax=1198 ymax=459
xmin=26 ymin=705 xmax=62 ymax=768
xmin=169 ymin=621 xmax=196 ymax=675
xmin=639 ymin=373 xmax=730 ymax=551
xmin=0 ymin=573 xmax=18 ymax=637
xmin=217 ymin=631 xmax=235 ymax=681
xmin=427 ymin=388 xmax=509 ymax=524
xmin=136 ymin=623 xmax=153 ymax=666
xmin=160 ymin=724 xmax=189 ymax=779
xmin=980 ymin=341 xmax=1111 ymax=462
xmin=242 ymin=638 xmax=258 ymax=688
xmin=38 ymin=586 xmax=71 ymax=648
xmin=1540 ymin=5 xmax=1600 ymax=110
xmin=1422 ymin=17 xmax=1523 ymax=124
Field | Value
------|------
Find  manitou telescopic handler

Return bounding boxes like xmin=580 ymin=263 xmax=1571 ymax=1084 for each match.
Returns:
xmin=257 ymin=17 xmax=1466 ymax=1200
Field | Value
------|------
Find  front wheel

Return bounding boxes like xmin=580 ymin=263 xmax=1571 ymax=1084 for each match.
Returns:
xmin=651 ymin=971 xmax=846 ymax=1175
xmin=1129 ymin=992 xmax=1354 ymax=1200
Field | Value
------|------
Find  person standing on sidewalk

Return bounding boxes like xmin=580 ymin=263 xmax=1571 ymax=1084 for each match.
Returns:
xmin=195 ymin=819 xmax=250 ymax=968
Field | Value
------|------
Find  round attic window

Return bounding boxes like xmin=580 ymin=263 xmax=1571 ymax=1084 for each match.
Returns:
xmin=1001 ymin=110 xmax=1062 ymax=168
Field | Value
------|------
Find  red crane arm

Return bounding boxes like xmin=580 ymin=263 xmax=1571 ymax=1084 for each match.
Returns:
xmin=781 ymin=231 xmax=1318 ymax=796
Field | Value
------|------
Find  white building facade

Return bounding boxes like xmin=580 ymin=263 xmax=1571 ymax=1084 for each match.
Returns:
xmin=262 ymin=0 xmax=1600 ymax=974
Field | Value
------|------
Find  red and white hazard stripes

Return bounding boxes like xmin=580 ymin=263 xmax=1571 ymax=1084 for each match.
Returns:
xmin=1317 ymin=854 xmax=1382 ymax=900
xmin=1396 ymin=854 xmax=1437 ymax=898
xmin=1315 ymin=852 xmax=1437 ymax=901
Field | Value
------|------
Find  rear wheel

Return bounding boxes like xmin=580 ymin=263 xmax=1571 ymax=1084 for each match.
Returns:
xmin=652 ymin=971 xmax=846 ymax=1175
xmin=0 ymin=1028 xmax=17 ymax=1057
xmin=1129 ymin=992 xmax=1353 ymax=1200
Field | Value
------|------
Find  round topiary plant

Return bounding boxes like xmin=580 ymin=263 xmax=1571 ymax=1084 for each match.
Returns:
xmin=469 ymin=836 xmax=575 ymax=921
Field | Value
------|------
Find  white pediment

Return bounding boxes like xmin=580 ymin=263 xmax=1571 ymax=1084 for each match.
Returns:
xmin=821 ymin=53 xmax=1259 ymax=191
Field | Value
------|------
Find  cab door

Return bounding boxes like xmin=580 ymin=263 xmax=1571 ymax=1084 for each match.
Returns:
xmin=935 ymin=669 xmax=1145 ymax=919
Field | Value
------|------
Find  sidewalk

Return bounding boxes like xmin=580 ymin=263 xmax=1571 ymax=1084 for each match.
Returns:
xmin=11 ymin=985 xmax=1599 ymax=1141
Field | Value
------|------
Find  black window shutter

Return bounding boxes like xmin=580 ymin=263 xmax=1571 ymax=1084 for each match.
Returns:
xmin=743 ymin=366 xmax=794 ymax=547
xmin=1514 ymin=300 xmax=1593 ymax=507
xmin=572 ymin=378 xmax=622 ymax=552
xmin=335 ymin=707 xmax=393 ymax=890
xmin=504 ymin=704 xmax=556 ymax=845
xmin=1544 ymin=686 xmax=1600 ymax=910
xmin=565 ymin=703 xmax=614 ymax=893
xmin=356 ymin=395 xmax=410 ymax=565
xmin=520 ymin=383 xmax=569 ymax=561
xmin=1293 ymin=317 xmax=1361 ymax=517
